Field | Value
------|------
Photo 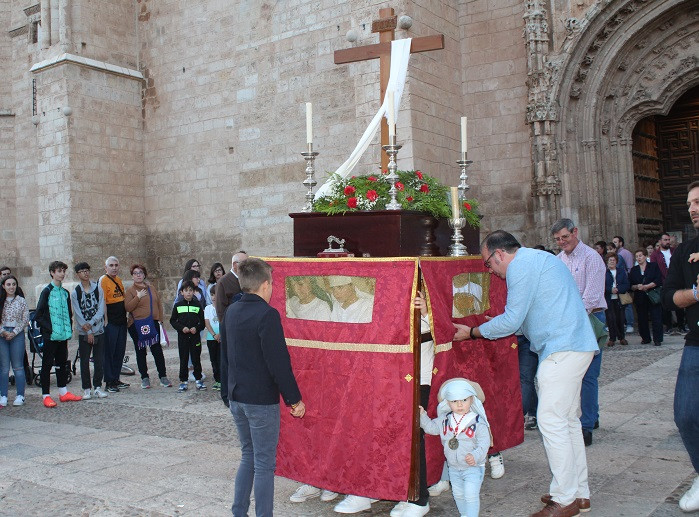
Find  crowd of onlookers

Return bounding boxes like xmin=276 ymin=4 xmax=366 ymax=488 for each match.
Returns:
xmin=0 ymin=254 xmax=242 ymax=408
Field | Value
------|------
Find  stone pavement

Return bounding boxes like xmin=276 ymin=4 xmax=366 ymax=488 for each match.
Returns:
xmin=0 ymin=334 xmax=695 ymax=516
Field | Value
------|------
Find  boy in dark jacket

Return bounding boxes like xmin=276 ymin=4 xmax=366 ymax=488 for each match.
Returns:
xmin=220 ymin=257 xmax=305 ymax=517
xmin=170 ymin=280 xmax=205 ymax=392
xmin=34 ymin=261 xmax=82 ymax=407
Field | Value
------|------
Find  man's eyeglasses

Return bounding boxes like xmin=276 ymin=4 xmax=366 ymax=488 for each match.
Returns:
xmin=483 ymin=250 xmax=497 ymax=269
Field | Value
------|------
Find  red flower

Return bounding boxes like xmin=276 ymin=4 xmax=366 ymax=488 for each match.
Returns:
xmin=406 ymin=196 xmax=414 ymax=202
xmin=368 ymin=176 xmax=378 ymax=182
xmin=463 ymin=202 xmax=472 ymax=211
xmin=366 ymin=190 xmax=378 ymax=201
xmin=415 ymin=170 xmax=423 ymax=180
xmin=347 ymin=197 xmax=358 ymax=208
xmin=344 ymin=185 xmax=356 ymax=196
xmin=382 ymin=169 xmax=388 ymax=175
xmin=395 ymin=182 xmax=404 ymax=191
xmin=420 ymin=184 xmax=429 ymax=193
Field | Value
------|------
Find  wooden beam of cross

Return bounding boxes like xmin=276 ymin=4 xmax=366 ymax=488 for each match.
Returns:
xmin=334 ymin=8 xmax=445 ymax=171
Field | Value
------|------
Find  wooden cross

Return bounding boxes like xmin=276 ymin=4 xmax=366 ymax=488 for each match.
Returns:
xmin=334 ymin=8 xmax=445 ymax=171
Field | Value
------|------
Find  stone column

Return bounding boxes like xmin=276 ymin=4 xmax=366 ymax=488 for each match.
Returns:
xmin=58 ymin=0 xmax=69 ymax=52
xmin=40 ymin=0 xmax=50 ymax=49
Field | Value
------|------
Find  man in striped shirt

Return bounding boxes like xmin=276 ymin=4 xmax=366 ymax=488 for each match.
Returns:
xmin=552 ymin=219 xmax=606 ymax=447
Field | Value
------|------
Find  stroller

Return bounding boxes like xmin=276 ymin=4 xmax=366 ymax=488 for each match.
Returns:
xmin=27 ymin=309 xmax=72 ymax=386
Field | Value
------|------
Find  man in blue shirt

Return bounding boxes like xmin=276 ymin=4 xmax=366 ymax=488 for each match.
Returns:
xmin=454 ymin=230 xmax=598 ymax=517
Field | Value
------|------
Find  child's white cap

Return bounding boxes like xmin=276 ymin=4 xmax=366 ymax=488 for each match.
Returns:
xmin=436 ymin=379 xmax=491 ymax=431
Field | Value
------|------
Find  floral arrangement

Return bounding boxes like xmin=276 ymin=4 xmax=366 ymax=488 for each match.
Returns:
xmin=312 ymin=169 xmax=481 ymax=228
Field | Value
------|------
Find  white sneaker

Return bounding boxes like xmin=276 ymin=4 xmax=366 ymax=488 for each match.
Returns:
xmin=488 ymin=453 xmax=505 ymax=479
xmin=428 ymin=480 xmax=450 ymax=497
xmin=389 ymin=501 xmax=408 ymax=517
xmin=188 ymin=371 xmax=196 ymax=382
xmin=83 ymin=389 xmax=92 ymax=400
xmin=334 ymin=495 xmax=376 ymax=514
xmin=626 ymin=325 xmax=634 ymax=334
xmin=390 ymin=501 xmax=410 ymax=517
xmin=93 ymin=387 xmax=108 ymax=398
xmin=321 ymin=490 xmax=339 ymax=502
xmin=680 ymin=475 xmax=699 ymax=512
xmin=290 ymin=484 xmax=321 ymax=503
xmin=401 ymin=502 xmax=429 ymax=517
xmin=0 ymin=395 xmax=7 ymax=407
xmin=12 ymin=395 xmax=24 ymax=406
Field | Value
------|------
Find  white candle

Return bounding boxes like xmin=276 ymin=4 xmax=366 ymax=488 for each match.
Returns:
xmin=387 ymin=91 xmax=396 ymax=137
xmin=461 ymin=116 xmax=467 ymax=154
xmin=450 ymin=187 xmax=460 ymax=220
xmin=306 ymin=102 xmax=313 ymax=144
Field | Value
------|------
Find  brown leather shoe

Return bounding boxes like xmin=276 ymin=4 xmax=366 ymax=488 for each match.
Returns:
xmin=530 ymin=501 xmax=580 ymax=517
xmin=540 ymin=495 xmax=590 ymax=513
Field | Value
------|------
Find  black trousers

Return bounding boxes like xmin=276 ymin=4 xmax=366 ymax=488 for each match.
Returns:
xmin=411 ymin=384 xmax=431 ymax=506
xmin=635 ymin=295 xmax=664 ymax=343
xmin=207 ymin=339 xmax=221 ymax=382
xmin=128 ymin=322 xmax=167 ymax=379
xmin=41 ymin=339 xmax=68 ymax=394
xmin=78 ymin=333 xmax=105 ymax=390
xmin=606 ymin=299 xmax=626 ymax=341
xmin=178 ymin=336 xmax=202 ymax=382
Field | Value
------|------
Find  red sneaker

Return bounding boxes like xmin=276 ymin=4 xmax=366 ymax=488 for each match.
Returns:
xmin=43 ymin=397 xmax=57 ymax=408
xmin=59 ymin=392 xmax=83 ymax=402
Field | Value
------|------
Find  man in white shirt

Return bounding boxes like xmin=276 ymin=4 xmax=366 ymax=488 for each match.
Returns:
xmin=651 ymin=233 xmax=687 ymax=333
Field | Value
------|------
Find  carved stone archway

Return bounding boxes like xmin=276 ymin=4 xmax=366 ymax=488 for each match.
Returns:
xmin=525 ymin=0 xmax=699 ymax=248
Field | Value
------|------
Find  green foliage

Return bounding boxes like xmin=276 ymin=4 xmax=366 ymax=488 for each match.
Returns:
xmin=312 ymin=170 xmax=481 ymax=228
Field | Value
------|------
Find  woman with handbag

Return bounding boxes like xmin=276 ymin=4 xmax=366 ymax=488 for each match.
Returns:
xmin=605 ymin=252 xmax=630 ymax=346
xmin=629 ymin=248 xmax=663 ymax=346
xmin=125 ymin=264 xmax=171 ymax=389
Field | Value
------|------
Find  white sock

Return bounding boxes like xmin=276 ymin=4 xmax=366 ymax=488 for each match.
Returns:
xmin=42 ymin=394 xmax=50 ymax=399
xmin=58 ymin=387 xmax=68 ymax=396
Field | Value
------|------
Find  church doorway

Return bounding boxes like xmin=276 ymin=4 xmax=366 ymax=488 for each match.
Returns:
xmin=633 ymin=85 xmax=699 ymax=245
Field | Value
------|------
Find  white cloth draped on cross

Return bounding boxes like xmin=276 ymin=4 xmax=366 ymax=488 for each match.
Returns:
xmin=314 ymin=38 xmax=412 ymax=200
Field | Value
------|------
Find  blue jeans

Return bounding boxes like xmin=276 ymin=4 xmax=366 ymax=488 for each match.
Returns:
xmin=674 ymin=346 xmax=699 ymax=472
xmin=0 ymin=327 xmax=26 ymax=397
xmin=103 ymin=323 xmax=127 ymax=384
xmin=518 ymin=335 xmax=538 ymax=416
xmin=624 ymin=302 xmax=634 ymax=327
xmin=580 ymin=313 xmax=604 ymax=431
xmin=230 ymin=402 xmax=280 ymax=517
xmin=448 ymin=465 xmax=485 ymax=517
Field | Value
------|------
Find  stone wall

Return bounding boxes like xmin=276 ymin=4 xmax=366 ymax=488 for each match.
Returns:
xmin=461 ymin=0 xmax=532 ymax=244
xmin=2 ymin=0 xmax=695 ymax=306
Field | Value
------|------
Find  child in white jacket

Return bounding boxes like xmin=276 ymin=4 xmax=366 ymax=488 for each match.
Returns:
xmin=420 ymin=378 xmax=491 ymax=517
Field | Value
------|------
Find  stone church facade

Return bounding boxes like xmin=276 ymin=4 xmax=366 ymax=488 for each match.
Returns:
xmin=1 ymin=0 xmax=697 ymax=302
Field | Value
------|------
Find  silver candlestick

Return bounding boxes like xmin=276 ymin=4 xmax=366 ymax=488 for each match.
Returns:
xmin=448 ymin=217 xmax=468 ymax=256
xmin=382 ymin=136 xmax=402 ymax=210
xmin=457 ymin=151 xmax=472 ymax=200
xmin=301 ymin=143 xmax=319 ymax=212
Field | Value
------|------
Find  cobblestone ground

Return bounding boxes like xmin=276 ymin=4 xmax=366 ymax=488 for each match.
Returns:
xmin=0 ymin=333 xmax=694 ymax=516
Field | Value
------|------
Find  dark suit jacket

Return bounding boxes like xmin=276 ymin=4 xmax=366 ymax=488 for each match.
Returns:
xmin=220 ymin=293 xmax=301 ymax=407
xmin=215 ymin=271 xmax=241 ymax=322
xmin=605 ymin=267 xmax=630 ymax=302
